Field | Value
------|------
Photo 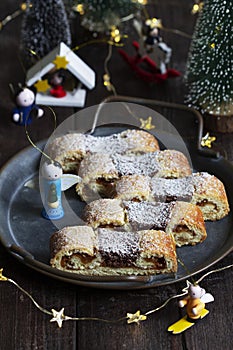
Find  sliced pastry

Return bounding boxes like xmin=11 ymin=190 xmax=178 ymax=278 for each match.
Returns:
xmin=47 ymin=129 xmax=160 ymax=172
xmin=83 ymin=199 xmax=207 ymax=247
xmin=76 ymin=150 xmax=192 ymax=201
xmin=191 ymin=172 xmax=230 ymax=221
xmin=114 ymin=172 xmax=230 ymax=221
xmin=50 ymin=226 xmax=177 ymax=275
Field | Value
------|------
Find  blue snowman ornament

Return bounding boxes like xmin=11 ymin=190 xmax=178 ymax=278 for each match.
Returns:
xmin=41 ymin=161 xmax=64 ymax=220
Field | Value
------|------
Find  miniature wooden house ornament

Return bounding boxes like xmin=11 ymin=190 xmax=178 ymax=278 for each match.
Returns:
xmin=26 ymin=42 xmax=95 ymax=107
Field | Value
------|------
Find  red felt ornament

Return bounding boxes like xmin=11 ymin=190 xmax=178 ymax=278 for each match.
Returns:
xmin=119 ymin=41 xmax=180 ymax=83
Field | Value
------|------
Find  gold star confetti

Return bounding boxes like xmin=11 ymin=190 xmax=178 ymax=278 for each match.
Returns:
xmin=127 ymin=310 xmax=147 ymax=324
xmin=0 ymin=268 xmax=8 ymax=281
xmin=53 ymin=56 xmax=69 ymax=69
xmin=34 ymin=79 xmax=51 ymax=93
xmin=201 ymin=132 xmax=216 ymax=148
xmin=50 ymin=308 xmax=71 ymax=328
xmin=209 ymin=43 xmax=215 ymax=49
xmin=139 ymin=116 xmax=155 ymax=130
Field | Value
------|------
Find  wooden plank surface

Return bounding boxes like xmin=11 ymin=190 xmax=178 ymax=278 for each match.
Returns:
xmin=0 ymin=1 xmax=232 ymax=349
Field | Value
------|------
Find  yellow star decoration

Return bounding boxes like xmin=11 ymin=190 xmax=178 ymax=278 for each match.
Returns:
xmin=0 ymin=268 xmax=8 ymax=281
xmin=127 ymin=310 xmax=147 ymax=324
xmin=139 ymin=116 xmax=155 ymax=130
xmin=34 ymin=79 xmax=51 ymax=93
xmin=201 ymin=132 xmax=216 ymax=148
xmin=53 ymin=55 xmax=69 ymax=69
xmin=50 ymin=308 xmax=69 ymax=328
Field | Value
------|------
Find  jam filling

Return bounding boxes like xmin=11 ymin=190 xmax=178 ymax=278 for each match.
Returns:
xmin=61 ymin=253 xmax=94 ymax=269
xmin=144 ymin=257 xmax=166 ymax=269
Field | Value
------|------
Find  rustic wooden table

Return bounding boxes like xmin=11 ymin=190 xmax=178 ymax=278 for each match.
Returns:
xmin=0 ymin=1 xmax=232 ymax=349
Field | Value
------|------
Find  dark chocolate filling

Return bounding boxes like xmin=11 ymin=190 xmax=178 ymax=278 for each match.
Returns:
xmin=99 ymin=249 xmax=139 ymax=268
xmin=98 ymin=229 xmax=140 ymax=268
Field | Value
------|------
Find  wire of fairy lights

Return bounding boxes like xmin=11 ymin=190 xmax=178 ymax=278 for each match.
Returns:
xmin=1 ymin=1 xmax=196 ymax=95
xmin=0 ymin=264 xmax=232 ymax=328
xmin=0 ymin=2 xmax=32 ymax=31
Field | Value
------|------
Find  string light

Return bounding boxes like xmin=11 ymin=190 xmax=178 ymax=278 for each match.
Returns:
xmin=132 ymin=0 xmax=148 ymax=5
xmin=110 ymin=26 xmax=122 ymax=43
xmin=74 ymin=4 xmax=85 ymax=15
xmin=191 ymin=2 xmax=204 ymax=14
xmin=1 ymin=264 xmax=232 ymax=328
xmin=103 ymin=73 xmax=114 ymax=92
xmin=145 ymin=17 xmax=162 ymax=29
xmin=103 ymin=44 xmax=117 ymax=95
xmin=0 ymin=2 xmax=32 ymax=31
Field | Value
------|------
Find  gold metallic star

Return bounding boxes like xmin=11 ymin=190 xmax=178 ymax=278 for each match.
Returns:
xmin=127 ymin=310 xmax=147 ymax=324
xmin=0 ymin=268 xmax=8 ymax=281
xmin=201 ymin=132 xmax=216 ymax=148
xmin=50 ymin=308 xmax=67 ymax=328
xmin=139 ymin=116 xmax=155 ymax=130
xmin=53 ymin=55 xmax=69 ymax=69
xmin=34 ymin=79 xmax=51 ymax=93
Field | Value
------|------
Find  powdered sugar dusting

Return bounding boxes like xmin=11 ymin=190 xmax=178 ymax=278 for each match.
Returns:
xmin=112 ymin=153 xmax=160 ymax=176
xmin=150 ymin=177 xmax=194 ymax=201
xmin=48 ymin=129 xmax=159 ymax=161
xmin=123 ymin=201 xmax=174 ymax=230
xmin=51 ymin=226 xmax=96 ymax=257
xmin=98 ymin=228 xmax=140 ymax=255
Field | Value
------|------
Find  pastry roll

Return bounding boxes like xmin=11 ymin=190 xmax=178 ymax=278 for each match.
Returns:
xmin=83 ymin=199 xmax=207 ymax=247
xmin=83 ymin=199 xmax=126 ymax=228
xmin=76 ymin=150 xmax=192 ymax=201
xmin=50 ymin=226 xmax=97 ymax=270
xmin=50 ymin=226 xmax=177 ymax=275
xmin=114 ymin=172 xmax=230 ymax=221
xmin=115 ymin=174 xmax=151 ymax=201
xmin=47 ymin=129 xmax=160 ymax=172
xmin=191 ymin=172 xmax=230 ymax=221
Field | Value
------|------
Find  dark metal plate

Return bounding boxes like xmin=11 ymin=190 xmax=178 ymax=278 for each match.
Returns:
xmin=0 ymin=125 xmax=232 ymax=290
